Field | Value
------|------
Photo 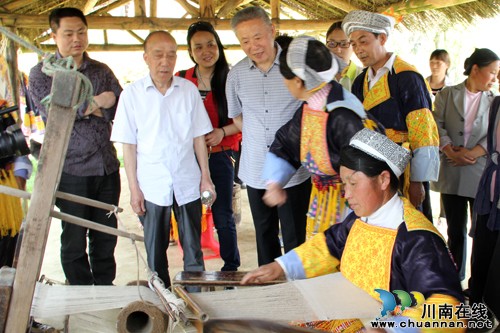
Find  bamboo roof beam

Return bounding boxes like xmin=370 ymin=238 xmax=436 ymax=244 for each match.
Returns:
xmin=150 ymin=0 xmax=157 ymax=17
xmin=0 ymin=14 xmax=335 ymax=31
xmin=91 ymin=0 xmax=132 ymax=15
xmin=200 ymin=0 xmax=216 ymax=18
xmin=174 ymin=0 xmax=199 ymax=17
xmin=135 ymin=0 xmax=146 ymax=16
xmin=0 ymin=0 xmax=34 ymax=12
xmin=127 ymin=29 xmax=145 ymax=43
xmin=321 ymin=0 xmax=360 ymax=13
xmin=83 ymin=0 xmax=100 ymax=15
xmin=378 ymin=0 xmax=478 ymax=15
xmin=217 ymin=0 xmax=248 ymax=18
xmin=37 ymin=43 xmax=243 ymax=52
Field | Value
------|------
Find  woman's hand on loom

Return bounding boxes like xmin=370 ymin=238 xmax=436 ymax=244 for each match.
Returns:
xmin=240 ymin=262 xmax=284 ymax=285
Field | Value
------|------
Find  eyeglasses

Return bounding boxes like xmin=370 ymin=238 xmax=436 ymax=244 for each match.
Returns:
xmin=326 ymin=40 xmax=351 ymax=49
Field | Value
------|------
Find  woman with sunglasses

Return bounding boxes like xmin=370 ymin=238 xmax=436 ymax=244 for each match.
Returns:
xmin=176 ymin=21 xmax=241 ymax=272
xmin=325 ymin=22 xmax=362 ymax=91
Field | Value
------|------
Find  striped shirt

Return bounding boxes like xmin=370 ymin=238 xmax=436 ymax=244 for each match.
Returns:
xmin=226 ymin=45 xmax=310 ymax=189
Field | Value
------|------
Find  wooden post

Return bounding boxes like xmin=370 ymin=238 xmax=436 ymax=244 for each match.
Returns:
xmin=5 ymin=27 xmax=20 ymax=110
xmin=4 ymin=71 xmax=82 ymax=332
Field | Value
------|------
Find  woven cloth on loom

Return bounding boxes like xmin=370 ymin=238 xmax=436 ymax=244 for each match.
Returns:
xmin=31 ymin=283 xmax=163 ymax=317
xmin=189 ymin=273 xmax=380 ymax=323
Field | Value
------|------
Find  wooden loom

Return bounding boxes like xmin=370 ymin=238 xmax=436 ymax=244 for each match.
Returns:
xmin=0 ymin=71 xmax=151 ymax=332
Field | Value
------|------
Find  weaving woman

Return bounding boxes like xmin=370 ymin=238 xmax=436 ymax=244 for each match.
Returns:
xmin=261 ymin=35 xmax=382 ymax=239
xmin=244 ymin=129 xmax=465 ymax=332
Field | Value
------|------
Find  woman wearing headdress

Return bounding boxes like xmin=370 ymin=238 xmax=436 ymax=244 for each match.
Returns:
xmin=431 ymin=48 xmax=500 ymax=282
xmin=244 ymin=129 xmax=465 ymax=332
xmin=175 ymin=21 xmax=241 ymax=271
xmin=261 ymin=35 xmax=382 ymax=240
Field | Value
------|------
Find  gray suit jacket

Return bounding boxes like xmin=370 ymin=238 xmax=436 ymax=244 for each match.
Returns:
xmin=431 ymin=81 xmax=497 ymax=198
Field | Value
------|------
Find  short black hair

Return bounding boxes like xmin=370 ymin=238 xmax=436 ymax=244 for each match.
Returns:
xmin=49 ymin=7 xmax=87 ymax=32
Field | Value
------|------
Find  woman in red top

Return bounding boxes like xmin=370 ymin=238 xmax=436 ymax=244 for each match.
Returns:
xmin=177 ymin=21 xmax=241 ymax=271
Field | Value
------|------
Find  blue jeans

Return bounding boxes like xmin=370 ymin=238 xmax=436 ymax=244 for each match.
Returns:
xmin=209 ymin=150 xmax=240 ymax=271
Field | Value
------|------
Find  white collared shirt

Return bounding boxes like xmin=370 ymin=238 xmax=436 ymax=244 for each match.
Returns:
xmin=361 ymin=193 xmax=404 ymax=229
xmin=367 ymin=52 xmax=396 ymax=90
xmin=111 ymin=75 xmax=213 ymax=206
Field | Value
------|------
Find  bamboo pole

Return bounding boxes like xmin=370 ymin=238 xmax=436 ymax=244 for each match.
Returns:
xmin=0 ymin=185 xmax=124 ymax=213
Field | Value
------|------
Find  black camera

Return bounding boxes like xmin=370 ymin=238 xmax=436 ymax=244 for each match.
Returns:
xmin=0 ymin=105 xmax=30 ymax=159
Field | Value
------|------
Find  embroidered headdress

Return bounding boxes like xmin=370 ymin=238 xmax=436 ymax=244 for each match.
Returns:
xmin=286 ymin=35 xmax=339 ymax=91
xmin=349 ymin=128 xmax=410 ymax=177
xmin=342 ymin=10 xmax=394 ymax=37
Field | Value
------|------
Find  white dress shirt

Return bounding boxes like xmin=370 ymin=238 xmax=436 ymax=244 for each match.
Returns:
xmin=111 ymin=75 xmax=213 ymax=206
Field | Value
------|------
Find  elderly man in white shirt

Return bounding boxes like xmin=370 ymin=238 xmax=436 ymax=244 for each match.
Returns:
xmin=111 ymin=31 xmax=215 ymax=289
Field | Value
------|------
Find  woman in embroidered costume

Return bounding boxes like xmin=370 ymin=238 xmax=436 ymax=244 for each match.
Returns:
xmin=175 ymin=21 xmax=241 ymax=271
xmin=244 ymin=129 xmax=465 ymax=332
xmin=261 ymin=36 xmax=382 ymax=240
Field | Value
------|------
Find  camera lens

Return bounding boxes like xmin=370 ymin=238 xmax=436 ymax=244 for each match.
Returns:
xmin=0 ymin=125 xmax=30 ymax=159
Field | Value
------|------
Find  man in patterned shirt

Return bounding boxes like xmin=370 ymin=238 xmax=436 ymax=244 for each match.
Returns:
xmin=29 ymin=7 xmax=122 ymax=285
xmin=226 ymin=6 xmax=311 ymax=266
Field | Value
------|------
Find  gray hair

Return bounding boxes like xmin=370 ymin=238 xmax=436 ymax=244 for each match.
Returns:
xmin=231 ymin=6 xmax=271 ymax=30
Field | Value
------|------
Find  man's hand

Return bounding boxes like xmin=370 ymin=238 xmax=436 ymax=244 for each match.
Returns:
xmin=84 ymin=91 xmax=116 ymax=117
xmin=130 ymin=186 xmax=146 ymax=216
xmin=241 ymin=262 xmax=284 ymax=285
xmin=263 ymin=182 xmax=287 ymax=207
xmin=200 ymin=176 xmax=217 ymax=205
xmin=408 ymin=181 xmax=425 ymax=208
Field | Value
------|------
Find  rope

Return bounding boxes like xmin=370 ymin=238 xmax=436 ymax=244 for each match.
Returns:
xmin=0 ymin=26 xmax=45 ymax=56
xmin=0 ymin=26 xmax=95 ymax=113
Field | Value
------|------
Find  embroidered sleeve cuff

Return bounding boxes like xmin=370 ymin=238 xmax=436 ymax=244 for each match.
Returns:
xmin=410 ymin=146 xmax=439 ymax=182
xmin=275 ymin=250 xmax=306 ymax=281
xmin=13 ymin=156 xmax=33 ymax=179
xmin=262 ymin=152 xmax=297 ymax=187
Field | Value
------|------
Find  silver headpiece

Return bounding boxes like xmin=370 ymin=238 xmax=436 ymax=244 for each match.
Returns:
xmin=349 ymin=129 xmax=410 ymax=177
xmin=342 ymin=10 xmax=394 ymax=37
xmin=287 ymin=35 xmax=339 ymax=91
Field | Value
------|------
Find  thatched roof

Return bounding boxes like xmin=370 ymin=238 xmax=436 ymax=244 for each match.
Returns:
xmin=1 ymin=0 xmax=499 ymax=52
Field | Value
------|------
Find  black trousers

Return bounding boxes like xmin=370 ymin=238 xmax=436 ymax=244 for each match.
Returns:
xmin=140 ymin=197 xmax=205 ymax=289
xmin=0 ymin=233 xmax=18 ymax=267
xmin=247 ymin=179 xmax=311 ymax=266
xmin=56 ymin=171 xmax=121 ymax=285
xmin=441 ymin=193 xmax=474 ymax=281
xmin=469 ymin=213 xmax=500 ymax=319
